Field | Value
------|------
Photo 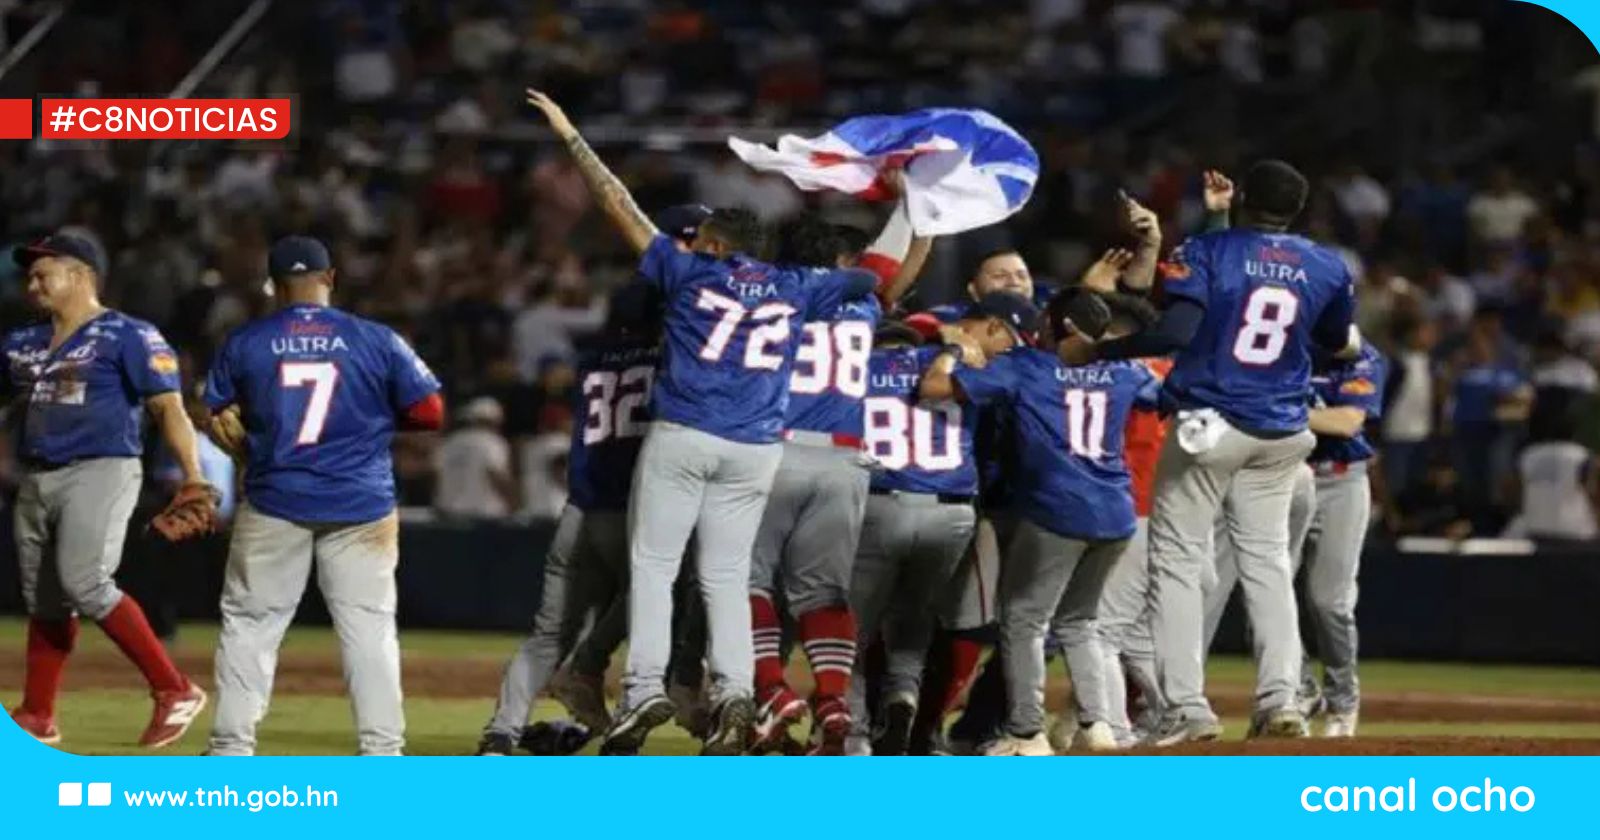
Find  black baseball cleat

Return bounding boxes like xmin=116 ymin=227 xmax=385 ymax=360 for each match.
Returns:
xmin=474 ymin=731 xmax=516 ymax=756
xmin=599 ymin=695 xmax=675 ymax=756
xmin=700 ymin=696 xmax=756 ymax=756
xmin=519 ymin=720 xmax=594 ymax=755
xmin=872 ymin=692 xmax=917 ymax=756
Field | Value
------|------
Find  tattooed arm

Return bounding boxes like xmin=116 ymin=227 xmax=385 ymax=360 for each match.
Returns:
xmin=527 ymin=88 xmax=659 ymax=254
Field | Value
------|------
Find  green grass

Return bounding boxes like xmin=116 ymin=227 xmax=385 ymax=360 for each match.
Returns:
xmin=3 ymin=619 xmax=1599 ymax=756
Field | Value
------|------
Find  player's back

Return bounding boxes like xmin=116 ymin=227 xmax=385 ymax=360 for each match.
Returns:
xmin=569 ymin=336 xmax=661 ymax=512
xmin=784 ymin=297 xmax=881 ymax=439
xmin=863 ymin=344 xmax=978 ymax=496
xmin=1163 ymin=228 xmax=1353 ymax=434
xmin=639 ymin=235 xmax=861 ymax=445
xmin=207 ymin=304 xmax=439 ymax=522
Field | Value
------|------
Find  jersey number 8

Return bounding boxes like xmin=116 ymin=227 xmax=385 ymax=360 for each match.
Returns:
xmin=863 ymin=397 xmax=963 ymax=471
xmin=1232 ymin=286 xmax=1300 ymax=365
xmin=583 ymin=366 xmax=653 ymax=445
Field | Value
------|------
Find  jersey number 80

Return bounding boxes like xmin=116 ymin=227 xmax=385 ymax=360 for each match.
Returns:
xmin=863 ymin=397 xmax=963 ymax=471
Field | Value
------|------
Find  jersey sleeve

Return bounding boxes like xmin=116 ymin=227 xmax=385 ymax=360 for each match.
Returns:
xmin=1159 ymin=237 xmax=1210 ymax=307
xmin=1329 ymin=356 xmax=1387 ymax=419
xmin=202 ymin=337 xmax=238 ymax=410
xmin=804 ymin=267 xmax=876 ymax=321
xmin=636 ymin=234 xmax=694 ymax=294
xmin=122 ymin=324 xmax=182 ymax=398
xmin=387 ymin=328 xmax=443 ymax=412
xmin=950 ymin=352 xmax=1020 ymax=408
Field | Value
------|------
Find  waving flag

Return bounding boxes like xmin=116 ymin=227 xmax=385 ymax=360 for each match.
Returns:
xmin=727 ymin=108 xmax=1039 ymax=236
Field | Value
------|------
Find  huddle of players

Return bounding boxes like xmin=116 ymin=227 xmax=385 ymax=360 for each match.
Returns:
xmin=479 ymin=92 xmax=1376 ymax=757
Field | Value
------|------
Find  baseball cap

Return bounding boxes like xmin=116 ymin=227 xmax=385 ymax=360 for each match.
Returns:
xmin=14 ymin=232 xmax=107 ymax=277
xmin=969 ymin=291 xmax=1040 ymax=341
xmin=1046 ymin=287 xmax=1112 ymax=341
xmin=267 ymin=235 xmax=332 ymax=278
xmin=655 ymin=204 xmax=712 ymax=244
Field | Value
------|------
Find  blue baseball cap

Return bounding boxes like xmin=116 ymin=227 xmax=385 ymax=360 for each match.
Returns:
xmin=969 ymin=291 xmax=1041 ymax=341
xmin=14 ymin=232 xmax=107 ymax=277
xmin=655 ymin=204 xmax=712 ymax=244
xmin=268 ymin=235 xmax=332 ymax=278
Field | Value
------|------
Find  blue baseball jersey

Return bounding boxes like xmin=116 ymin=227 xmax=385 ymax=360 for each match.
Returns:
xmin=1161 ymin=229 xmax=1355 ymax=434
xmin=864 ymin=345 xmax=979 ymax=496
xmin=1452 ymin=362 xmax=1526 ymax=427
xmin=637 ymin=235 xmax=868 ymax=445
xmin=569 ymin=337 xmax=660 ymax=512
xmin=1309 ymin=345 xmax=1387 ymax=465
xmin=785 ymin=296 xmax=882 ymax=437
xmin=1 ymin=311 xmax=180 ymax=464
xmin=204 ymin=303 xmax=441 ymax=523
xmin=954 ymin=349 xmax=1160 ymax=541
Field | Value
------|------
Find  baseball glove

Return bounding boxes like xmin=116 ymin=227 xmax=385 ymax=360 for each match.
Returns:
xmin=209 ymin=405 xmax=247 ymax=458
xmin=149 ymin=481 xmax=222 ymax=542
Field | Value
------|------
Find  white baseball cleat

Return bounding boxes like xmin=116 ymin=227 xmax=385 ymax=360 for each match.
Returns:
xmin=1321 ymin=710 xmax=1359 ymax=738
xmin=1144 ymin=714 xmax=1224 ymax=747
xmin=1070 ymin=721 xmax=1119 ymax=752
xmin=1046 ymin=716 xmax=1077 ymax=754
xmin=984 ymin=732 xmax=1054 ymax=757
xmin=1248 ymin=708 xmax=1309 ymax=739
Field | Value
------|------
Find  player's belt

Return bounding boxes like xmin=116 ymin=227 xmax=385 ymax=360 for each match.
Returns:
xmin=21 ymin=457 xmax=73 ymax=472
xmin=869 ymin=488 xmax=975 ymax=505
xmin=783 ymin=430 xmax=864 ymax=450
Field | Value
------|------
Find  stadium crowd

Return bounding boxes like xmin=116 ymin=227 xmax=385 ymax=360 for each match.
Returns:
xmin=0 ymin=0 xmax=1596 ymax=539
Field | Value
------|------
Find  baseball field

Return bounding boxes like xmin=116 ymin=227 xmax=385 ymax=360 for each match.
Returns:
xmin=2 ymin=617 xmax=1597 ymax=756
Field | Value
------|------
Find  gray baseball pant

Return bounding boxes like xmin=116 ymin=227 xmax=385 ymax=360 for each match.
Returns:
xmin=1096 ymin=517 xmax=1162 ymax=743
xmin=621 ymin=421 xmax=782 ymax=711
xmin=1299 ymin=462 xmax=1371 ymax=713
xmin=750 ymin=440 xmax=870 ymax=613
xmin=1202 ymin=464 xmax=1316 ymax=650
xmin=847 ymin=491 xmax=975 ymax=735
xmin=15 ymin=458 xmax=142 ymax=621
xmin=999 ymin=518 xmax=1127 ymax=736
xmin=486 ymin=504 xmax=629 ymax=737
xmin=1147 ymin=419 xmax=1315 ymax=724
xmin=208 ymin=502 xmax=403 ymax=756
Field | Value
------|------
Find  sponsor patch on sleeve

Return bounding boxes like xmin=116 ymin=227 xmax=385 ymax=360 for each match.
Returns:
xmin=1339 ymin=378 xmax=1376 ymax=396
xmin=149 ymin=351 xmax=179 ymax=375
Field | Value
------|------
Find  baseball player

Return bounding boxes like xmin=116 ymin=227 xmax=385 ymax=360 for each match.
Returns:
xmin=202 ymin=236 xmax=444 ymax=756
xmin=1065 ymin=160 xmax=1358 ymax=744
xmin=749 ymin=206 xmax=928 ymax=755
xmin=845 ymin=295 xmax=1036 ymax=755
xmin=5 ymin=232 xmax=215 ymax=748
xmin=476 ymin=279 xmax=666 ymax=755
xmin=525 ymin=90 xmax=877 ymax=755
xmin=922 ymin=289 xmax=1158 ymax=755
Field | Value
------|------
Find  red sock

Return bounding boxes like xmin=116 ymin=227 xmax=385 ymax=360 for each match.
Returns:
xmin=750 ymin=592 xmax=788 ymax=697
xmin=798 ymin=605 xmax=857 ymax=701
xmin=97 ymin=596 xmax=186 ymax=694
xmin=23 ymin=617 xmax=78 ymax=717
xmin=940 ymin=636 xmax=987 ymax=713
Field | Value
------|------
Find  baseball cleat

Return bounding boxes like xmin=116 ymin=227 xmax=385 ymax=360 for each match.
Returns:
xmin=871 ymin=690 xmax=917 ymax=756
xmin=1248 ymin=708 xmax=1308 ymax=739
xmin=667 ymin=682 xmax=710 ymax=739
xmin=1070 ymin=720 xmax=1119 ymax=752
xmin=983 ymin=731 xmax=1053 ymax=757
xmin=806 ymin=699 xmax=852 ymax=756
xmin=518 ymin=720 xmax=593 ymax=755
xmin=749 ymin=687 xmax=807 ymax=754
xmin=599 ymin=694 xmax=675 ymax=755
xmin=1321 ymin=710 xmax=1359 ymax=738
xmin=1046 ymin=716 xmax=1077 ymax=754
xmin=140 ymin=683 xmax=207 ymax=749
xmin=550 ymin=669 xmax=610 ymax=732
xmin=475 ymin=731 xmax=516 ymax=756
xmin=700 ymin=696 xmax=756 ymax=756
xmin=1144 ymin=714 xmax=1224 ymax=747
xmin=9 ymin=709 xmax=61 ymax=745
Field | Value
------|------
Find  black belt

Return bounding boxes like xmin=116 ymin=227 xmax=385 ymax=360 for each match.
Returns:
xmin=870 ymin=488 xmax=975 ymax=505
xmin=22 ymin=457 xmax=73 ymax=472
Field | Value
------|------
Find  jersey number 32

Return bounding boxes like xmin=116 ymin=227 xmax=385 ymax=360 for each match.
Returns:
xmin=583 ymin=366 xmax=653 ymax=444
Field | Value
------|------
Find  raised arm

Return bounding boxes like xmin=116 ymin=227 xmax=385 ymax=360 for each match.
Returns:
xmin=527 ymin=89 xmax=659 ymax=254
xmin=861 ymin=172 xmax=935 ymax=307
xmin=1201 ymin=169 xmax=1233 ymax=232
xmin=1119 ymin=192 xmax=1162 ymax=291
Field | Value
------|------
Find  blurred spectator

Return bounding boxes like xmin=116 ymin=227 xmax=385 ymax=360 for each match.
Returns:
xmin=433 ymin=397 xmax=516 ymax=519
xmin=1527 ymin=327 xmax=1599 ymax=443
xmin=1447 ymin=316 xmax=1534 ymax=533
xmin=1467 ymin=167 xmax=1540 ymax=248
xmin=1382 ymin=316 xmax=1439 ymax=500
xmin=1108 ymin=0 xmax=1182 ymax=78
xmin=1504 ymin=420 xmax=1600 ymax=542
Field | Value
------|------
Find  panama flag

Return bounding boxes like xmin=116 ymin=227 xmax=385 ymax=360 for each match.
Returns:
xmin=728 ymin=108 xmax=1039 ymax=236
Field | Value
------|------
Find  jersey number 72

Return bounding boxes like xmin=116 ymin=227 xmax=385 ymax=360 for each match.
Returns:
xmin=281 ymin=361 xmax=340 ymax=445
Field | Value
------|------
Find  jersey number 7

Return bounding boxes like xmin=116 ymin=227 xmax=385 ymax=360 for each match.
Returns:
xmin=281 ymin=361 xmax=340 ymax=445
